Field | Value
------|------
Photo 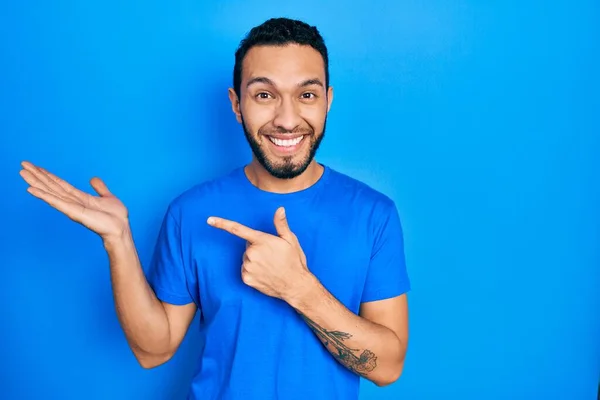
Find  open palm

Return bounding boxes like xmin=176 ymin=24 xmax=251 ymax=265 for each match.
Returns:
xmin=20 ymin=161 xmax=129 ymax=240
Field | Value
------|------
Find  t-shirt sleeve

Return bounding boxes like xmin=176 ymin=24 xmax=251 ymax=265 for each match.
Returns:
xmin=146 ymin=207 xmax=195 ymax=306
xmin=361 ymin=201 xmax=411 ymax=303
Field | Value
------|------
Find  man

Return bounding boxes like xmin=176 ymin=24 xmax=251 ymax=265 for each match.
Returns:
xmin=19 ymin=17 xmax=410 ymax=400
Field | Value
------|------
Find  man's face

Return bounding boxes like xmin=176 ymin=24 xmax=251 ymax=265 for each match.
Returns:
xmin=229 ymin=44 xmax=333 ymax=179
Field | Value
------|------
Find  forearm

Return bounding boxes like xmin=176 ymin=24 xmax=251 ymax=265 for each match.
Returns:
xmin=287 ymin=274 xmax=406 ymax=386
xmin=103 ymin=228 xmax=171 ymax=357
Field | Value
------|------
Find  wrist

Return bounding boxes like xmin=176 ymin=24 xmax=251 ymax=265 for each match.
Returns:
xmin=283 ymin=271 xmax=322 ymax=310
xmin=102 ymin=224 xmax=133 ymax=251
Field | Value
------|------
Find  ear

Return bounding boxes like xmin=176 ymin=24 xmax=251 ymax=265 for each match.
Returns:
xmin=326 ymin=86 xmax=334 ymax=113
xmin=228 ymin=88 xmax=242 ymax=124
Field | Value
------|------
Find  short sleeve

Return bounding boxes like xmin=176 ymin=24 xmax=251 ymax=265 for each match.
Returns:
xmin=361 ymin=201 xmax=411 ymax=303
xmin=146 ymin=207 xmax=195 ymax=306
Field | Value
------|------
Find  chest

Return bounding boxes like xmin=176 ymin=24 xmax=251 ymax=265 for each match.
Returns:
xmin=191 ymin=211 xmax=373 ymax=322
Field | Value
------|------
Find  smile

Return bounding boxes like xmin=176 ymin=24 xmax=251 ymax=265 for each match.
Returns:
xmin=268 ymin=136 xmax=304 ymax=147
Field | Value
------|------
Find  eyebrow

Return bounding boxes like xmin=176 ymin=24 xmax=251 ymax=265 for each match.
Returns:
xmin=246 ymin=77 xmax=325 ymax=89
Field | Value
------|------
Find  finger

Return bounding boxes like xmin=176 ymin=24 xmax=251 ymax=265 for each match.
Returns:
xmin=20 ymin=171 xmax=53 ymax=202
xmin=90 ymin=177 xmax=113 ymax=197
xmin=32 ymin=165 xmax=73 ymax=196
xmin=26 ymin=186 xmax=86 ymax=222
xmin=23 ymin=163 xmax=85 ymax=206
xmin=273 ymin=206 xmax=294 ymax=241
xmin=20 ymin=170 xmax=75 ymax=208
xmin=20 ymin=163 xmax=61 ymax=197
xmin=207 ymin=217 xmax=263 ymax=242
xmin=37 ymin=166 xmax=88 ymax=201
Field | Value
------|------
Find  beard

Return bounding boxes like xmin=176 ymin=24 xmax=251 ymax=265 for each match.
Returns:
xmin=241 ymin=114 xmax=326 ymax=180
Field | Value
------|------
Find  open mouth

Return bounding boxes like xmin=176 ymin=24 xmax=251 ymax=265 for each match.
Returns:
xmin=268 ymin=136 xmax=304 ymax=147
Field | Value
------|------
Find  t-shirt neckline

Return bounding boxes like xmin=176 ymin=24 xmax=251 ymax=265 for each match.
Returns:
xmin=237 ymin=163 xmax=331 ymax=202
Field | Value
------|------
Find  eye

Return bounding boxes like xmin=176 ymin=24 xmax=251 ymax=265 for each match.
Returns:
xmin=256 ymin=92 xmax=273 ymax=100
xmin=301 ymin=92 xmax=317 ymax=99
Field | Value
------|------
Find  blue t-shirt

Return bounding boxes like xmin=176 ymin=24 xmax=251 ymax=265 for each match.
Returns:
xmin=146 ymin=164 xmax=410 ymax=400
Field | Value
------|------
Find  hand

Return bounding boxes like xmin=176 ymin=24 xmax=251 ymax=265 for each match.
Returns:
xmin=207 ymin=207 xmax=313 ymax=302
xmin=19 ymin=161 xmax=130 ymax=242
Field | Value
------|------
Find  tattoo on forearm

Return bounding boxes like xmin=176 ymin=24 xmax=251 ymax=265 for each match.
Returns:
xmin=301 ymin=315 xmax=377 ymax=376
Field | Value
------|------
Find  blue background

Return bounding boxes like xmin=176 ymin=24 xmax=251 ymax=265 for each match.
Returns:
xmin=1 ymin=1 xmax=598 ymax=399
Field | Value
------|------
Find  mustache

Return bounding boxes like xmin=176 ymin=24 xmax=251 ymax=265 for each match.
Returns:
xmin=258 ymin=126 xmax=314 ymax=136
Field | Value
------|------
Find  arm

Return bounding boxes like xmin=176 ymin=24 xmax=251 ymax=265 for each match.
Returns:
xmin=104 ymin=231 xmax=197 ymax=369
xmin=288 ymin=277 xmax=408 ymax=386
xmin=206 ymin=203 xmax=410 ymax=385
xmin=287 ymin=199 xmax=410 ymax=386
xmin=18 ymin=162 xmax=195 ymax=369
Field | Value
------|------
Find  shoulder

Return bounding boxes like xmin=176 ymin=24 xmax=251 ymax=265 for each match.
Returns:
xmin=325 ymin=165 xmax=398 ymax=215
xmin=323 ymin=165 xmax=404 ymax=250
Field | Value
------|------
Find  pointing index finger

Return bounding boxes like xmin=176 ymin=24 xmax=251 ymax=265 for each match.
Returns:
xmin=207 ymin=216 xmax=263 ymax=242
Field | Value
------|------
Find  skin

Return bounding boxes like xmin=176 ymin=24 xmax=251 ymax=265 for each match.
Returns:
xmin=221 ymin=44 xmax=409 ymax=386
xmin=207 ymin=206 xmax=409 ymax=386
xmin=228 ymin=43 xmax=332 ymax=193
xmin=18 ymin=163 xmax=196 ymax=368
xmin=18 ymin=42 xmax=408 ymax=386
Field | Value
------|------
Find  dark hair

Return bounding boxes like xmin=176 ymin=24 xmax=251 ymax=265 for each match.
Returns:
xmin=233 ymin=17 xmax=330 ymax=98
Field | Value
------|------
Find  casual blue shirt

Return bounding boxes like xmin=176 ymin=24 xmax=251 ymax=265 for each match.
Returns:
xmin=146 ymin=164 xmax=411 ymax=400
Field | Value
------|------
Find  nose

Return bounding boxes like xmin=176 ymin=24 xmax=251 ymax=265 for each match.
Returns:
xmin=272 ymin=97 xmax=302 ymax=132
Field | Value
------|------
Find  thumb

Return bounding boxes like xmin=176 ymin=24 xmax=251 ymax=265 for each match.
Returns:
xmin=90 ymin=177 xmax=113 ymax=197
xmin=273 ymin=207 xmax=294 ymax=240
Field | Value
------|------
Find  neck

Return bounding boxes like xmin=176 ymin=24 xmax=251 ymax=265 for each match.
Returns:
xmin=245 ymin=159 xmax=324 ymax=194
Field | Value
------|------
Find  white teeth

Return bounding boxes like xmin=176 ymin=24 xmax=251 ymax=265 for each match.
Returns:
xmin=269 ymin=136 xmax=303 ymax=147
